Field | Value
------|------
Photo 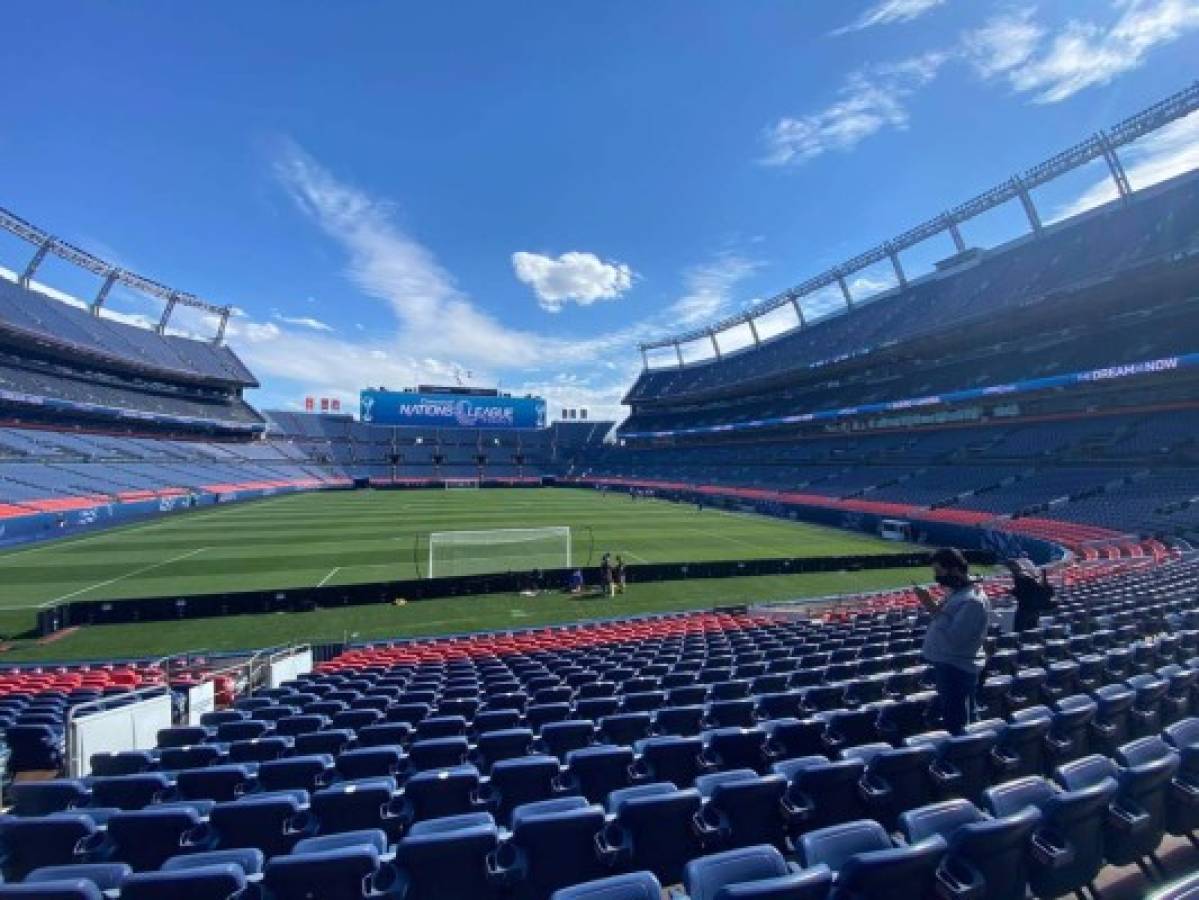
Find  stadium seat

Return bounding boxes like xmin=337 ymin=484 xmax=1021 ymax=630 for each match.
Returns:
xmin=311 ymin=777 xmax=404 ymax=838
xmin=682 ymin=844 xmax=830 ymax=900
xmin=549 ymin=872 xmax=663 ymax=900
xmin=797 ymin=820 xmax=945 ymax=900
xmin=486 ymin=797 xmax=608 ymax=900
xmin=693 ymin=769 xmax=791 ymax=852
xmin=119 ymin=863 xmax=249 ymax=900
xmin=558 ymin=745 xmax=634 ymax=803
xmin=898 ymin=799 xmax=1040 ymax=900
xmin=393 ymin=813 xmax=502 ymax=899
xmin=482 ymin=755 xmax=562 ymax=824
xmin=595 ymin=782 xmax=703 ymax=883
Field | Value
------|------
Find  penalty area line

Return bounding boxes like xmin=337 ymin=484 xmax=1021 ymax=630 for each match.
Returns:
xmin=316 ymin=567 xmax=342 ymax=588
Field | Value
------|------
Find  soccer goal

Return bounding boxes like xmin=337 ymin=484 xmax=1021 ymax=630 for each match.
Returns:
xmin=428 ymin=526 xmax=571 ymax=578
xmin=444 ymin=478 xmax=481 ymax=490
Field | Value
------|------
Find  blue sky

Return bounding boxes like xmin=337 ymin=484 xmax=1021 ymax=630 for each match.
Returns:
xmin=1 ymin=0 xmax=1197 ymax=419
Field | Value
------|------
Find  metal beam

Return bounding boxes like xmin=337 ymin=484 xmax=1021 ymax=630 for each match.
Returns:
xmin=886 ymin=243 xmax=907 ymax=289
xmin=214 ymin=308 xmax=231 ymax=345
xmin=789 ymin=294 xmax=806 ymax=327
xmin=1098 ymin=131 xmax=1132 ymax=200
xmin=943 ymin=214 xmax=966 ymax=253
xmin=156 ymin=292 xmax=179 ymax=335
xmin=1013 ymin=176 xmax=1043 ymax=234
xmin=640 ymin=346 xmax=649 ymax=370
xmin=91 ymin=270 xmax=119 ymax=315
xmin=675 ymin=342 xmax=684 ymax=369
xmin=708 ymin=330 xmax=722 ymax=359
xmin=746 ymin=316 xmax=761 ymax=346
xmin=837 ymin=273 xmax=853 ymax=308
xmin=19 ymin=238 xmax=53 ymax=288
xmin=636 ymin=80 xmax=1199 ymax=350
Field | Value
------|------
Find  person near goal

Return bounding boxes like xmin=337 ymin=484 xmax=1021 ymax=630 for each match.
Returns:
xmin=615 ymin=555 xmax=626 ymax=595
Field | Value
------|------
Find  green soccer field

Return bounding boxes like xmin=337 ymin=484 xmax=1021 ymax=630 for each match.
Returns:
xmin=0 ymin=487 xmax=924 ymax=661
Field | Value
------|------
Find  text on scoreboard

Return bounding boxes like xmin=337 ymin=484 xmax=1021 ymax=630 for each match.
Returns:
xmin=360 ymin=390 xmax=547 ymax=429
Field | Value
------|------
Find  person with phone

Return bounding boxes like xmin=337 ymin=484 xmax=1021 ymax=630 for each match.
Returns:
xmin=914 ymin=548 xmax=990 ymax=735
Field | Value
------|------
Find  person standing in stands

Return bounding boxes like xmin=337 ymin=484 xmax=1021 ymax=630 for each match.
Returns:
xmin=1007 ymin=557 xmax=1055 ymax=632
xmin=915 ymin=548 xmax=990 ymax=735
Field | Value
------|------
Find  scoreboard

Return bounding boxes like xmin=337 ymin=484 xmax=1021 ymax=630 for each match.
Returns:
xmin=360 ymin=389 xmax=547 ymax=430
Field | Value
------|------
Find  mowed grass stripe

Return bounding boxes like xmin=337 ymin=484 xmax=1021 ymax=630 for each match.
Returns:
xmin=0 ymin=488 xmax=908 ymax=608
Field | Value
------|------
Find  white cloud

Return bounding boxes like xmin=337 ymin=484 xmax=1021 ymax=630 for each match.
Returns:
xmin=967 ymin=0 xmax=1199 ymax=103
xmin=961 ymin=7 xmax=1045 ymax=78
xmin=668 ymin=253 xmax=763 ymax=327
xmin=761 ymin=53 xmax=948 ymax=166
xmin=511 ymin=251 xmax=635 ymax=312
xmin=1053 ymin=112 xmax=1199 ymax=221
xmin=273 ymin=314 xmax=334 ymax=332
xmin=232 ymin=140 xmax=763 ymax=413
xmin=833 ymin=0 xmax=947 ymax=35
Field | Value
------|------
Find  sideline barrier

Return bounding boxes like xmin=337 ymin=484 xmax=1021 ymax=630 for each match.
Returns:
xmin=35 ymin=548 xmax=994 ymax=636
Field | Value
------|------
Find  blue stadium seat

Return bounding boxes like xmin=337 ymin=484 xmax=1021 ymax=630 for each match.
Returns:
xmin=899 ymin=799 xmax=1040 ymax=900
xmin=256 ymin=754 xmax=335 ymax=793
xmin=693 ymin=770 xmax=791 ymax=852
xmin=209 ymin=793 xmax=315 ymax=858
xmin=399 ymin=765 xmax=481 ymax=824
xmin=311 ymin=777 xmax=404 ymax=839
xmin=263 ymin=845 xmax=387 ymax=900
xmin=482 ymin=755 xmax=562 ymax=824
xmin=87 ymin=773 xmax=175 ymax=811
xmin=174 ymin=764 xmax=254 ymax=802
xmin=682 ymin=844 xmax=830 ymax=900
xmin=631 ymin=735 xmax=703 ymax=788
xmin=772 ymin=756 xmax=865 ymax=835
xmin=23 ymin=863 xmax=131 ymax=892
xmin=0 ymin=881 xmax=104 ymax=899
xmin=798 ymin=819 xmax=945 ymax=900
xmin=85 ymin=806 xmax=213 ymax=871
xmin=558 ymin=745 xmax=633 ymax=803
xmin=595 ymin=782 xmax=703 ymax=884
xmin=161 ymin=847 xmax=265 ymax=875
xmin=393 ymin=813 xmax=502 ymax=899
xmin=0 ymin=813 xmax=99 ymax=880
xmin=535 ymin=720 xmax=595 ymax=761
xmin=335 ymin=746 xmax=405 ymax=781
xmin=118 ymin=863 xmax=249 ymax=900
xmin=549 ymin=872 xmax=663 ymax=900
xmin=8 ymin=781 xmax=90 ymax=817
xmin=984 ymin=775 xmax=1115 ymax=900
xmin=487 ymin=797 xmax=608 ymax=900
xmin=840 ymin=742 xmax=935 ymax=830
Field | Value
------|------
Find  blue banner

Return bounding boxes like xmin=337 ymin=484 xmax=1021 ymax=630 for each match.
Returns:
xmin=623 ymin=352 xmax=1199 ymax=439
xmin=360 ymin=390 xmax=547 ymax=429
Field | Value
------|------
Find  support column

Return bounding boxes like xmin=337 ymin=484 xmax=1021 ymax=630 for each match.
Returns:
xmin=887 ymin=244 xmax=907 ymax=289
xmin=156 ymin=292 xmax=179 ymax=335
xmin=675 ymin=342 xmax=685 ymax=369
xmin=640 ymin=346 xmax=649 ymax=370
xmin=91 ymin=270 xmax=118 ymax=315
xmin=708 ymin=330 xmax=721 ymax=359
xmin=1098 ymin=132 xmax=1132 ymax=201
xmin=837 ymin=272 xmax=853 ymax=308
xmin=746 ymin=316 xmax=761 ymax=347
xmin=944 ymin=214 xmax=966 ymax=252
xmin=1013 ymin=177 xmax=1042 ymax=234
xmin=19 ymin=238 xmax=53 ymax=288
xmin=214 ymin=308 xmax=231 ymax=344
xmin=790 ymin=295 xmax=806 ymax=327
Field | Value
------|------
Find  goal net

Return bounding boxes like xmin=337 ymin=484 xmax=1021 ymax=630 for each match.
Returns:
xmin=428 ymin=526 xmax=571 ymax=578
xmin=444 ymin=478 xmax=480 ymax=490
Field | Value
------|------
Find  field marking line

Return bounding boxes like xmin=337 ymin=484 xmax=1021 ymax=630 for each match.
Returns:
xmin=316 ymin=567 xmax=342 ymax=588
xmin=615 ymin=549 xmax=650 ymax=563
xmin=43 ymin=546 xmax=211 ymax=606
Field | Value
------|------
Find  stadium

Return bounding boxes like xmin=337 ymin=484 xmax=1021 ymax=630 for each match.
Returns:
xmin=0 ymin=31 xmax=1197 ymax=900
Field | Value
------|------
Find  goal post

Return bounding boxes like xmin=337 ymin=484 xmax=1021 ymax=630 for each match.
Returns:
xmin=427 ymin=526 xmax=571 ymax=578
